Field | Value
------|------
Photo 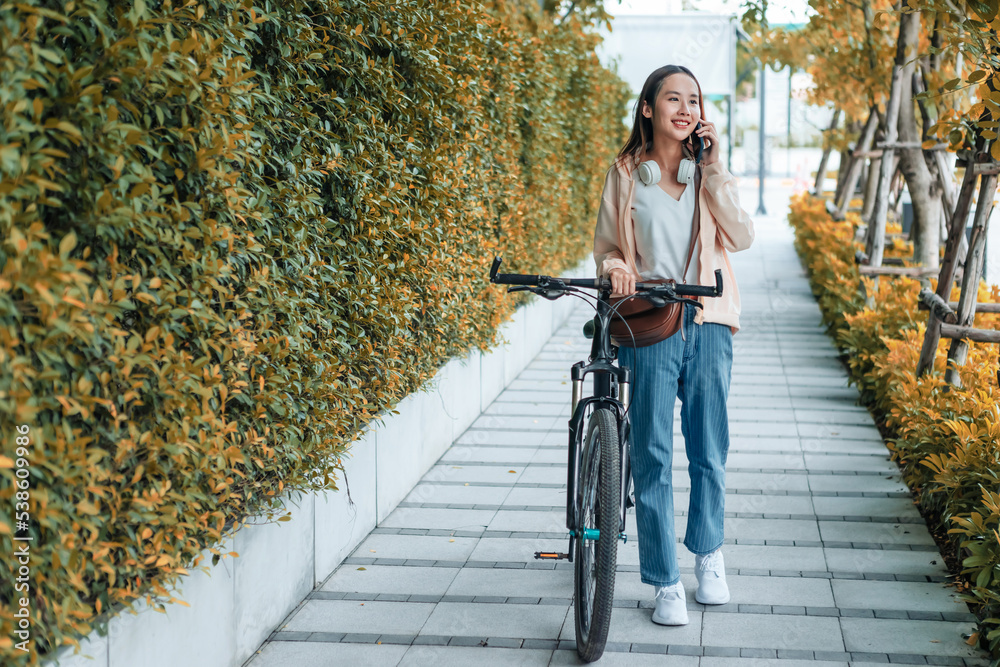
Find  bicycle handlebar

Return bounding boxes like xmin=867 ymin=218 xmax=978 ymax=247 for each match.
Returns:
xmin=489 ymin=257 xmax=723 ymax=299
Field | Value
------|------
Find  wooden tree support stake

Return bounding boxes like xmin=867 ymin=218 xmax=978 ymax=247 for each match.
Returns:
xmin=858 ymin=265 xmax=935 ymax=277
xmin=944 ymin=167 xmax=999 ymax=386
xmin=915 ymin=157 xmax=982 ymax=377
xmin=855 ymin=251 xmax=904 ymax=266
xmin=939 ymin=324 xmax=1000 ymax=344
xmin=972 ymin=162 xmax=1000 ymax=176
xmin=917 ymin=287 xmax=957 ymax=323
xmin=834 ymin=109 xmax=878 ymax=219
xmin=813 ymin=107 xmax=842 ymax=196
xmin=918 ymin=300 xmax=1000 ymax=314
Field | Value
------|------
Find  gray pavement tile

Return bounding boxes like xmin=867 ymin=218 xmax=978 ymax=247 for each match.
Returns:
xmin=444 ymin=567 xmax=573 ymax=598
xmin=457 ymin=429 xmax=552 ymax=446
xmin=729 ymin=383 xmax=791 ymax=396
xmin=728 ymin=436 xmax=805 ymax=452
xmin=702 ymin=660 xmax=849 ymax=667
xmin=320 ymin=565 xmax=459 ymax=595
xmin=244 ymin=642 xmax=409 ymax=666
xmin=679 ymin=543 xmax=826 ymax=572
xmin=724 ymin=471 xmax=811 ymax=492
xmin=549 ymin=650 xmax=699 ymax=665
xmin=725 ymin=452 xmax=807 ymax=469
xmin=804 ymin=454 xmax=897 ymax=473
xmin=483 ymin=401 xmax=570 ymax=417
xmin=701 ymin=611 xmax=845 ymax=651
xmin=727 ymin=395 xmax=794 ymax=409
xmin=823 ymin=548 xmax=948 ymax=576
xmin=502 ymin=486 xmax=567 ymax=506
xmin=404 ymin=482 xmax=511 ymax=506
xmin=420 ymin=602 xmax=568 ymax=639
xmin=727 ymin=407 xmax=796 ymax=421
xmin=811 ymin=496 xmax=921 ymax=519
xmin=679 ymin=491 xmax=815 ymax=516
xmin=789 ymin=394 xmax=863 ymax=410
xmin=807 ymin=473 xmax=908 ymax=493
xmin=284 ymin=600 xmax=435 ymax=635
xmin=794 ymin=409 xmax=875 ymax=425
xmin=799 ymin=422 xmax=884 ymax=440
xmin=380 ymin=507 xmax=496 ymax=531
xmin=467 ymin=536 xmax=567 ymax=563
xmin=558 ymin=607 xmax=703 ymax=645
xmin=440 ymin=445 xmax=540 ymax=464
xmin=468 ymin=414 xmax=560 ymax=431
xmin=730 ymin=421 xmax=799 ymax=437
xmin=487 ymin=509 xmax=565 ymax=533
xmin=528 ymin=448 xmax=567 ymax=464
xmin=493 ymin=391 xmax=567 ymax=404
xmin=425 ymin=464 xmax=525 ymax=485
xmin=515 ymin=463 xmax=565 ymax=483
xmin=398 ymin=646 xmax=553 ymax=666
xmin=841 ymin=618 xmax=983 ymax=657
xmin=716 ymin=574 xmax=833 ymax=607
xmin=832 ymin=579 xmax=967 ymax=612
xmin=819 ymin=521 xmax=936 ymax=546
xmin=631 ymin=643 xmax=668 ymax=654
xmin=718 ymin=517 xmax=821 ymax=541
xmin=352 ymin=534 xmax=480 ymax=561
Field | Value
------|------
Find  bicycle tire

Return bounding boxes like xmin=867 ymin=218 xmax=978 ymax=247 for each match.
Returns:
xmin=574 ymin=408 xmax=620 ymax=662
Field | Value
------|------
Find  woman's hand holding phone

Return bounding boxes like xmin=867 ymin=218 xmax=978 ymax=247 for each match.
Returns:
xmin=694 ymin=121 xmax=720 ymax=166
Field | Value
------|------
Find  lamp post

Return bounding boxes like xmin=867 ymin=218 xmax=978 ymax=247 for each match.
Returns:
xmin=756 ymin=61 xmax=767 ymax=216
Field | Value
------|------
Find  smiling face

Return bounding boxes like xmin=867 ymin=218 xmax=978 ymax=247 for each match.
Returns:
xmin=641 ymin=73 xmax=701 ymax=144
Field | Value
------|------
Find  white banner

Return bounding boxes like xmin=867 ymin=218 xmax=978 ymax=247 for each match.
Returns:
xmin=597 ymin=13 xmax=737 ymax=99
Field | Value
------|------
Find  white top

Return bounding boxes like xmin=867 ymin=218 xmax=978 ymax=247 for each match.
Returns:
xmin=631 ymin=179 xmax=700 ymax=282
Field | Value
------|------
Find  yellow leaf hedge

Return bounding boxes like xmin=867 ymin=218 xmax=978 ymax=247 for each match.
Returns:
xmin=789 ymin=193 xmax=1000 ymax=659
xmin=0 ymin=0 xmax=630 ymax=662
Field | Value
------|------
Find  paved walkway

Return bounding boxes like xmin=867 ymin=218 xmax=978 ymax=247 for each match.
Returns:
xmin=245 ymin=183 xmax=989 ymax=667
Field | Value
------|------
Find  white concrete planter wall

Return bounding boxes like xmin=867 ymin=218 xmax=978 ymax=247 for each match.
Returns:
xmin=50 ymin=259 xmax=591 ymax=667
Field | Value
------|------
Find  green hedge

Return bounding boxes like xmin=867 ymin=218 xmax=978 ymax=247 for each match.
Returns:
xmin=788 ymin=193 xmax=1000 ymax=661
xmin=0 ymin=0 xmax=629 ymax=661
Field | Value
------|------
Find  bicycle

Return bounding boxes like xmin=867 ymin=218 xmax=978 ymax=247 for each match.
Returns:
xmin=489 ymin=257 xmax=723 ymax=662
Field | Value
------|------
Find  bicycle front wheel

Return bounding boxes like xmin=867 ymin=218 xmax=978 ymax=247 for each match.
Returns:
xmin=574 ymin=407 xmax=621 ymax=662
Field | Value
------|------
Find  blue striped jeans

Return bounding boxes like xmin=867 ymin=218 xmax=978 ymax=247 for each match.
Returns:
xmin=616 ymin=304 xmax=733 ymax=587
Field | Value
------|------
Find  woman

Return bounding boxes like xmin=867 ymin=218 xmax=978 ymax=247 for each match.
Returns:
xmin=593 ymin=65 xmax=754 ymax=626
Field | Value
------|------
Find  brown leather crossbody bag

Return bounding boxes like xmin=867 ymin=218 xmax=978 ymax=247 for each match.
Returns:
xmin=608 ymin=167 xmax=701 ymax=348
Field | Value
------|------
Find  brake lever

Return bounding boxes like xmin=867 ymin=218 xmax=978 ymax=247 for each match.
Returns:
xmin=507 ymin=286 xmax=564 ymax=301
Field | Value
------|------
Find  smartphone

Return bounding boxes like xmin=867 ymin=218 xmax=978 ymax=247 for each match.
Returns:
xmin=689 ymin=122 xmax=705 ymax=163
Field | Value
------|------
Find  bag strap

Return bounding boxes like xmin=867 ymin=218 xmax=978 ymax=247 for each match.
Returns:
xmin=680 ymin=165 xmax=701 ymax=283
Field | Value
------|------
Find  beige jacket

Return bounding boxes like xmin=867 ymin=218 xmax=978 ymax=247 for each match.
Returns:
xmin=593 ymin=157 xmax=754 ymax=332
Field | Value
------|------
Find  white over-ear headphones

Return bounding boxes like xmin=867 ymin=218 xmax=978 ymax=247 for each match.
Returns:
xmin=637 ymin=160 xmax=660 ymax=186
xmin=677 ymin=158 xmax=697 ymax=185
xmin=638 ymin=158 xmax=696 ymax=186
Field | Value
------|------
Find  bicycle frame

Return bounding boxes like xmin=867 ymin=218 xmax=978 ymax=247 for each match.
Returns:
xmin=565 ymin=290 xmax=632 ymax=562
xmin=487 ymin=256 xmax=722 ymax=563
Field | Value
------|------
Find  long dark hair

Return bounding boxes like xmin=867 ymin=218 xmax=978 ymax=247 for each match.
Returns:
xmin=616 ymin=65 xmax=706 ymax=170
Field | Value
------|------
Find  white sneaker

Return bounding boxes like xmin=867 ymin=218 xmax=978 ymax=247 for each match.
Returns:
xmin=651 ymin=581 xmax=689 ymax=625
xmin=694 ymin=548 xmax=730 ymax=605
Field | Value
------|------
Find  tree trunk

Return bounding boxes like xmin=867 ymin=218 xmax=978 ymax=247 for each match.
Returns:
xmin=833 ymin=118 xmax=859 ymax=204
xmin=897 ymin=31 xmax=941 ymax=270
xmin=865 ymin=9 xmax=912 ymax=275
xmin=944 ymin=169 xmax=998 ymax=386
xmin=863 ymin=155 xmax=881 ymax=221
xmin=834 ymin=108 xmax=879 ymax=220
xmin=812 ymin=107 xmax=841 ymax=195
xmin=916 ymin=164 xmax=980 ymax=376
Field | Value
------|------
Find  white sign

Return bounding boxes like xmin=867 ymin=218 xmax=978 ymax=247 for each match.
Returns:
xmin=597 ymin=13 xmax=737 ymax=98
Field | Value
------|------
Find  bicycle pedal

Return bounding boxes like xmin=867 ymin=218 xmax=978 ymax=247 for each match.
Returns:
xmin=534 ymin=551 xmax=570 ymax=560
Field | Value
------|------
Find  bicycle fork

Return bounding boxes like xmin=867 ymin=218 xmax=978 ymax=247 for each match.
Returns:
xmin=534 ymin=363 xmax=631 ymax=561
